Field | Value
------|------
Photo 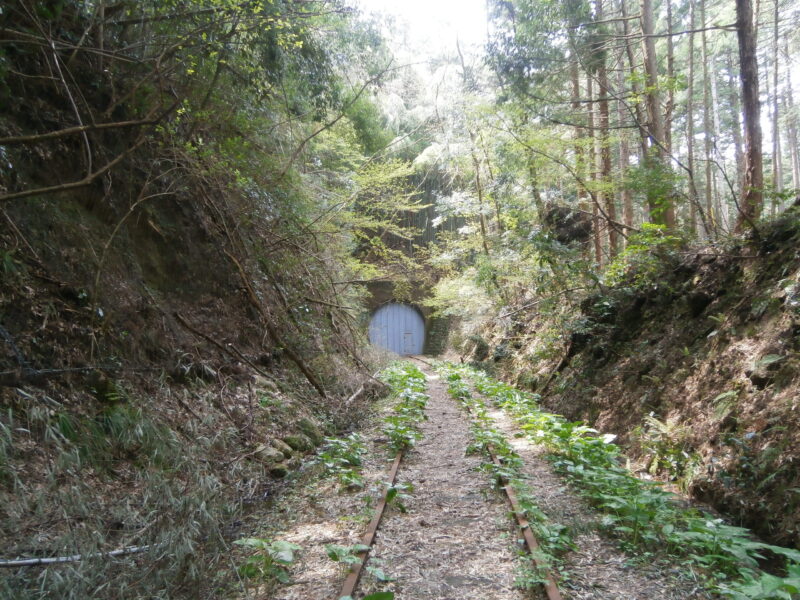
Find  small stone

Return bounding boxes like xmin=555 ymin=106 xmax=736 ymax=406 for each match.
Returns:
xmin=283 ymin=433 xmax=314 ymax=452
xmin=269 ymin=463 xmax=289 ymax=478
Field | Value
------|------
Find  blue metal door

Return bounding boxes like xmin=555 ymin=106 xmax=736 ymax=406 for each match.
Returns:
xmin=368 ymin=303 xmax=425 ymax=355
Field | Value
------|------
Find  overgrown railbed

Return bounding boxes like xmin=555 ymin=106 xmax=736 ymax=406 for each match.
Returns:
xmin=0 ymin=368 xmax=379 ymax=599
xmin=232 ymin=361 xmax=427 ymax=600
xmin=450 ymin=363 xmax=800 ymax=599
xmin=438 ymin=363 xmax=572 ymax=592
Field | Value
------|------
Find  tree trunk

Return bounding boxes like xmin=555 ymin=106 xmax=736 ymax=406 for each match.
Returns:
xmin=587 ymin=76 xmax=603 ymax=266
xmin=687 ymin=0 xmax=698 ymax=237
xmin=785 ymin=39 xmax=800 ymax=191
xmin=770 ymin=0 xmax=782 ymax=211
xmin=665 ymin=0 xmax=675 ymax=153
xmin=700 ymin=0 xmax=716 ymax=234
xmin=572 ymin=57 xmax=592 ymax=257
xmin=639 ymin=0 xmax=675 ymax=228
xmin=709 ymin=53 xmax=726 ymax=230
xmin=727 ymin=50 xmax=746 ymax=198
xmin=735 ymin=0 xmax=764 ymax=229
xmin=620 ymin=0 xmax=649 ymax=157
xmin=596 ymin=0 xmax=618 ymax=255
xmin=617 ymin=66 xmax=634 ymax=237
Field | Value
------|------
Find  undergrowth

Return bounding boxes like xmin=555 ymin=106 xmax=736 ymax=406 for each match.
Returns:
xmin=318 ymin=433 xmax=368 ymax=490
xmin=438 ymin=364 xmax=573 ymax=589
xmin=0 ymin=387 xmax=253 ymax=599
xmin=379 ymin=363 xmax=429 ymax=452
xmin=453 ymin=364 xmax=800 ymax=599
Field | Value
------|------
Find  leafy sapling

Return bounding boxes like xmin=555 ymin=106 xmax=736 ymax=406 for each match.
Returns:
xmin=233 ymin=537 xmax=301 ymax=583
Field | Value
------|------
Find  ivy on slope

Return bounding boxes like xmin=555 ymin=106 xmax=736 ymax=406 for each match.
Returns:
xmin=451 ymin=364 xmax=800 ymax=599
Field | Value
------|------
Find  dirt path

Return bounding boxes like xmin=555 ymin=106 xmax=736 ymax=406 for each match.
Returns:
xmin=361 ymin=369 xmax=529 ymax=599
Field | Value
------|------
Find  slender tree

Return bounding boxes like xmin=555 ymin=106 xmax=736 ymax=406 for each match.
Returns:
xmin=640 ymin=0 xmax=676 ymax=228
xmin=735 ymin=0 xmax=764 ymax=229
xmin=785 ymin=40 xmax=800 ymax=191
xmin=594 ymin=0 xmax=618 ymax=255
xmin=687 ymin=0 xmax=698 ymax=236
xmin=770 ymin=0 xmax=783 ymax=210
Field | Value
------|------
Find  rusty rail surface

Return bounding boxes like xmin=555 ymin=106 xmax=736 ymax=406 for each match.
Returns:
xmin=489 ymin=452 xmax=563 ymax=600
xmin=336 ymin=450 xmax=403 ymax=599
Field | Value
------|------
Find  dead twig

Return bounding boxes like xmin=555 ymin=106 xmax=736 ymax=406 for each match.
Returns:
xmin=222 ymin=249 xmax=328 ymax=399
xmin=0 ymin=545 xmax=155 ymax=568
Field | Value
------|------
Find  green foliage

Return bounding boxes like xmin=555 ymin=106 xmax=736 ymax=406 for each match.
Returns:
xmin=385 ymin=480 xmax=414 ymax=513
xmin=720 ymin=562 xmax=800 ymax=599
xmin=439 ymin=364 xmax=574 ymax=578
xmin=325 ymin=543 xmax=370 ymax=566
xmin=234 ymin=538 xmax=301 ymax=583
xmin=318 ymin=433 xmax=367 ymax=490
xmin=625 ymin=158 xmax=680 ymax=218
xmin=445 ymin=363 xmax=800 ymax=597
xmin=632 ymin=414 xmax=701 ymax=486
xmin=604 ymin=223 xmax=684 ymax=288
xmin=379 ymin=363 xmax=429 ymax=452
xmin=345 ymin=94 xmax=395 ymax=155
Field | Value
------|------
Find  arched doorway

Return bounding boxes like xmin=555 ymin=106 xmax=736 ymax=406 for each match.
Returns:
xmin=368 ymin=303 xmax=425 ymax=355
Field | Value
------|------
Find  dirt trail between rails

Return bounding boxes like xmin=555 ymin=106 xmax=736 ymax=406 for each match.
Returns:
xmin=483 ymin=405 xmax=707 ymax=600
xmin=360 ymin=368 xmax=527 ymax=599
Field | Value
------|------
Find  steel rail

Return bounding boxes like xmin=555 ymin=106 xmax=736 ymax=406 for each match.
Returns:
xmin=488 ymin=452 xmax=563 ymax=600
xmin=336 ymin=450 xmax=404 ymax=599
xmin=453 ymin=381 xmax=563 ymax=600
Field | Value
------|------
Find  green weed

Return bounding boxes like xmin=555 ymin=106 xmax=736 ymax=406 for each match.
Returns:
xmin=379 ymin=363 xmax=429 ymax=452
xmin=234 ymin=537 xmax=301 ymax=583
xmin=318 ymin=433 xmax=367 ymax=490
xmin=438 ymin=364 xmax=573 ymax=583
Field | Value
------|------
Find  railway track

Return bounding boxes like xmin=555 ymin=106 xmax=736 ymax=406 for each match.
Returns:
xmin=337 ymin=359 xmax=561 ymax=600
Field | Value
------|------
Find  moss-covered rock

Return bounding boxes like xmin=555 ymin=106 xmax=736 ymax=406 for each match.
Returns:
xmin=296 ymin=417 xmax=324 ymax=445
xmin=254 ymin=444 xmax=283 ymax=464
xmin=269 ymin=463 xmax=289 ymax=478
xmin=269 ymin=438 xmax=294 ymax=458
xmin=283 ymin=433 xmax=314 ymax=452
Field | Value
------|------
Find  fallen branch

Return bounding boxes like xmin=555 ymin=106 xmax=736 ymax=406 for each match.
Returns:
xmin=0 ymin=117 xmax=161 ymax=146
xmin=302 ymin=296 xmax=357 ymax=311
xmin=0 ymin=545 xmax=153 ymax=568
xmin=498 ymin=287 xmax=588 ymax=319
xmin=173 ymin=312 xmax=272 ymax=382
xmin=0 ymin=136 xmax=147 ymax=202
